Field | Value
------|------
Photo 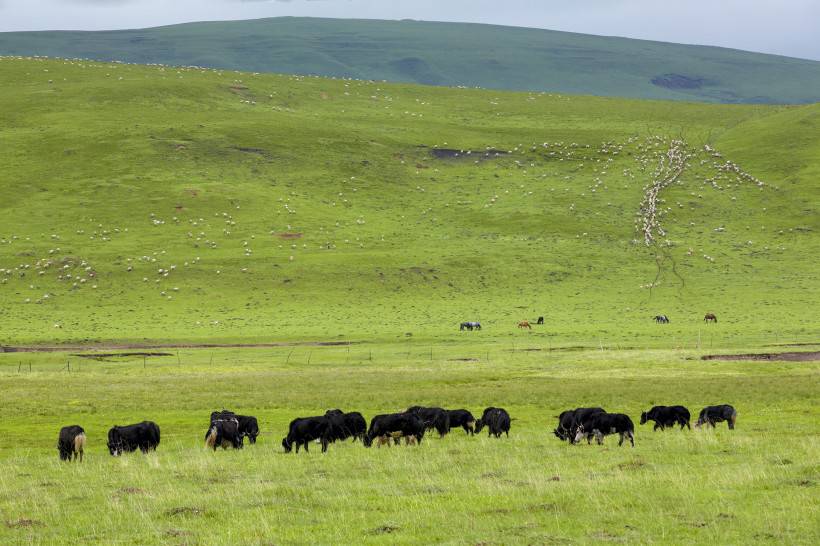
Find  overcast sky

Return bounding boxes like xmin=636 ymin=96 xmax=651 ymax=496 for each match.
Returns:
xmin=0 ymin=0 xmax=818 ymax=61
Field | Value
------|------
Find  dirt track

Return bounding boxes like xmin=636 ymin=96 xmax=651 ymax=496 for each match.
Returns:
xmin=0 ymin=341 xmax=355 ymax=354
xmin=701 ymin=351 xmax=820 ymax=362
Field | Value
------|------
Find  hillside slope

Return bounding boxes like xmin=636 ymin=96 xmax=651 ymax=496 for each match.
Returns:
xmin=0 ymin=56 xmax=817 ymax=345
xmin=1 ymin=17 xmax=820 ymax=104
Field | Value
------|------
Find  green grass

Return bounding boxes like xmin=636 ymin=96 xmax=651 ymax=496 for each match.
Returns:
xmin=0 ymin=56 xmax=817 ymax=347
xmin=0 ymin=56 xmax=818 ymax=544
xmin=0 ymin=343 xmax=818 ymax=544
xmin=1 ymin=17 xmax=820 ymax=104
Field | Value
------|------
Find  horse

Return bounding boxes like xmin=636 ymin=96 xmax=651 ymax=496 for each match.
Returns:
xmin=654 ymin=315 xmax=670 ymax=324
xmin=517 ymin=321 xmax=531 ymax=329
xmin=536 ymin=316 xmax=544 ymax=325
xmin=704 ymin=313 xmax=717 ymax=323
xmin=460 ymin=321 xmax=481 ymax=331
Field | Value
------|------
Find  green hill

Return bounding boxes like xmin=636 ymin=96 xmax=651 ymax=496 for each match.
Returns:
xmin=1 ymin=17 xmax=820 ymax=104
xmin=0 ymin=56 xmax=817 ymax=345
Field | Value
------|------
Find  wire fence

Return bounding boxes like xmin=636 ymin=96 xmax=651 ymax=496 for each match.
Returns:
xmin=1 ymin=332 xmax=817 ymax=375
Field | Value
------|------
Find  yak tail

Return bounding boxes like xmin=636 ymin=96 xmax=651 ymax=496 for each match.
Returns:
xmin=205 ymin=426 xmax=218 ymax=449
xmin=74 ymin=433 xmax=86 ymax=461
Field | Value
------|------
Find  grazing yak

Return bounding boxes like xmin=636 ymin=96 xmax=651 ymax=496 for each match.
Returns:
xmin=653 ymin=315 xmax=670 ymax=324
xmin=446 ymin=409 xmax=476 ymax=435
xmin=695 ymin=405 xmax=737 ymax=429
xmin=474 ymin=407 xmax=511 ymax=438
xmin=406 ymin=406 xmax=450 ymax=437
xmin=57 ymin=425 xmax=86 ymax=462
xmin=640 ymin=405 xmax=691 ymax=430
xmin=553 ymin=407 xmax=606 ymax=443
xmin=205 ymin=417 xmax=244 ymax=450
xmin=574 ymin=412 xmax=634 ymax=447
xmin=364 ymin=413 xmax=426 ymax=447
xmin=210 ymin=410 xmax=259 ymax=444
xmin=107 ymin=421 xmax=160 ymax=456
xmin=375 ymin=430 xmax=419 ymax=447
xmin=325 ymin=409 xmax=367 ymax=443
xmin=282 ymin=416 xmax=331 ymax=453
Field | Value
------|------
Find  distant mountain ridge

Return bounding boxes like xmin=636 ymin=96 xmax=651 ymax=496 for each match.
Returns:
xmin=1 ymin=16 xmax=819 ymax=104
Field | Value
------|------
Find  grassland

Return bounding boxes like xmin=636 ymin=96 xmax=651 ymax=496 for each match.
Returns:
xmin=0 ymin=343 xmax=818 ymax=544
xmin=0 ymin=56 xmax=818 ymax=544
xmin=0 ymin=56 xmax=817 ymax=347
xmin=2 ymin=17 xmax=820 ymax=104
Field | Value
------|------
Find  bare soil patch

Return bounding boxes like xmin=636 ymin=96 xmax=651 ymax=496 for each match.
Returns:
xmin=765 ymin=342 xmax=820 ymax=347
xmin=276 ymin=232 xmax=303 ymax=239
xmin=72 ymin=352 xmax=172 ymax=361
xmin=165 ymin=507 xmax=204 ymax=518
xmin=428 ymin=147 xmax=508 ymax=160
xmin=5 ymin=518 xmax=43 ymax=529
xmin=2 ymin=341 xmax=356 ymax=354
xmin=701 ymin=351 xmax=820 ymax=362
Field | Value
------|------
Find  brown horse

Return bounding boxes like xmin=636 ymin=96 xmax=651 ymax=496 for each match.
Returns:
xmin=518 ymin=321 xmax=532 ymax=329
xmin=704 ymin=313 xmax=717 ymax=323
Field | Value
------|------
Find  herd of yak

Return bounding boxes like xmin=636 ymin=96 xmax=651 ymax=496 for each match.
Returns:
xmin=55 ymin=404 xmax=737 ymax=461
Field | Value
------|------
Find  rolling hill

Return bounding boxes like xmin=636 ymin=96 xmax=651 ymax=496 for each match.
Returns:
xmin=0 ymin=56 xmax=817 ymax=346
xmin=1 ymin=17 xmax=820 ymax=104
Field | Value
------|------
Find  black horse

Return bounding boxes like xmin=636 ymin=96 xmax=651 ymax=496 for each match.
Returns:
xmin=654 ymin=315 xmax=670 ymax=324
xmin=536 ymin=316 xmax=544 ymax=325
xmin=460 ymin=321 xmax=481 ymax=331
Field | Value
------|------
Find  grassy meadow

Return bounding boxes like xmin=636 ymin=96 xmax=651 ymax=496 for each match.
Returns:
xmin=0 ymin=343 xmax=818 ymax=545
xmin=0 ymin=56 xmax=817 ymax=346
xmin=0 ymin=56 xmax=818 ymax=544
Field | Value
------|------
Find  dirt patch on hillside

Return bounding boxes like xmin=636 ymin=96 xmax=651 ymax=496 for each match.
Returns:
xmin=702 ymin=351 xmax=820 ymax=362
xmin=1 ymin=341 xmax=356 ymax=354
xmin=233 ymin=146 xmax=269 ymax=157
xmin=425 ymin=147 xmax=509 ymax=160
xmin=276 ymin=232 xmax=303 ymax=239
